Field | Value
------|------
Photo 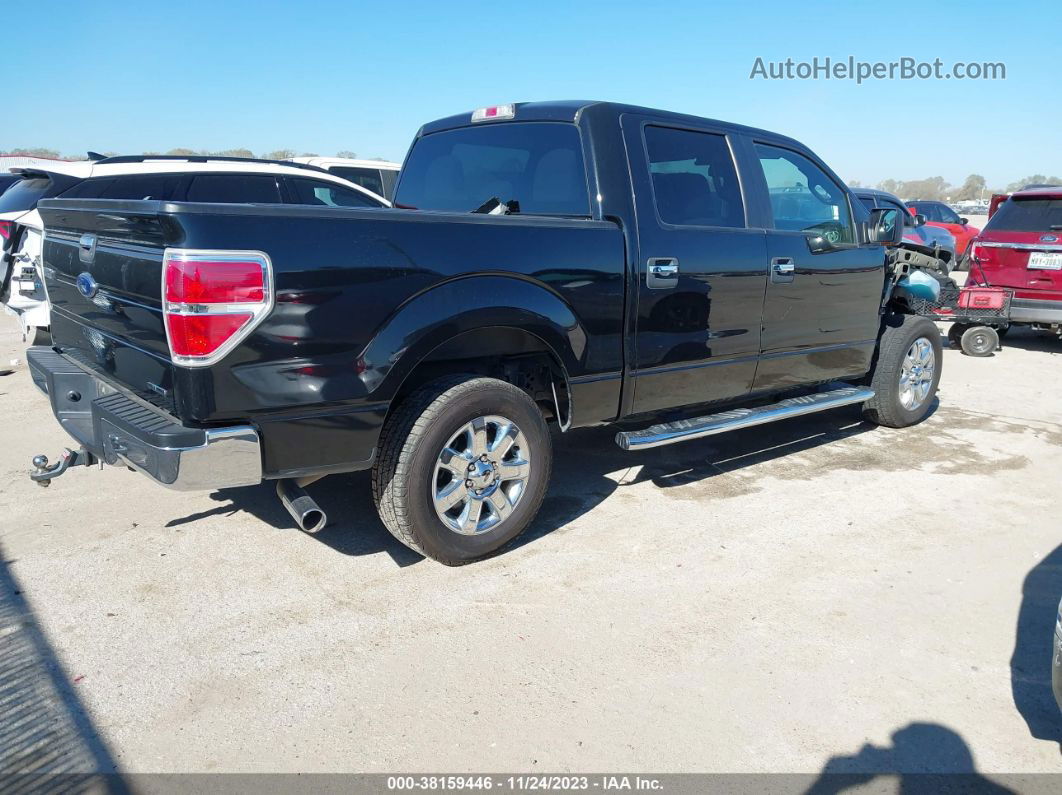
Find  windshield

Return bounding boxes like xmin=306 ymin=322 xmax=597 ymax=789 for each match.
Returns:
xmin=985 ymin=198 xmax=1062 ymax=232
xmin=395 ymin=122 xmax=590 ymax=216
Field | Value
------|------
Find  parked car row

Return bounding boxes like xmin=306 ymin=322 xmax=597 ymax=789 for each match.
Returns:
xmin=1 ymin=155 xmax=390 ymax=342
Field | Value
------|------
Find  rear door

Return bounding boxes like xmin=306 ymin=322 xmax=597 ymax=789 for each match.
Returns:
xmin=622 ymin=116 xmax=768 ymax=414
xmin=747 ymin=142 xmax=884 ymax=391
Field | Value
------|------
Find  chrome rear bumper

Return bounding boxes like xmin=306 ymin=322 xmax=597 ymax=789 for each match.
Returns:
xmin=27 ymin=346 xmax=262 ymax=491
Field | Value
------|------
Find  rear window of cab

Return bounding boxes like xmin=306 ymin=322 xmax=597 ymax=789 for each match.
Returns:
xmin=986 ymin=197 xmax=1062 ymax=232
xmin=394 ymin=122 xmax=591 ymax=217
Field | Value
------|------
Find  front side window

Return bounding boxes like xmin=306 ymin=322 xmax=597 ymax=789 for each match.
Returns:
xmin=290 ymin=178 xmax=381 ymax=208
xmin=936 ymin=203 xmax=961 ymax=224
xmin=395 ymin=122 xmax=590 ymax=216
xmin=644 ymin=126 xmax=744 ymax=228
xmin=985 ymin=198 xmax=1062 ymax=232
xmin=756 ymin=143 xmax=853 ymax=243
xmin=329 ymin=166 xmax=385 ymax=197
xmin=186 ymin=175 xmax=282 ymax=203
xmin=912 ymin=203 xmax=940 ymax=222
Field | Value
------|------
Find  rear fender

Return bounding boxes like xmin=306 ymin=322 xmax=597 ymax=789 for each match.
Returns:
xmin=359 ymin=275 xmax=586 ymax=402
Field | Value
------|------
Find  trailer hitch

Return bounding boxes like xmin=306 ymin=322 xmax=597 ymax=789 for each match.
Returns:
xmin=30 ymin=447 xmax=98 ymax=487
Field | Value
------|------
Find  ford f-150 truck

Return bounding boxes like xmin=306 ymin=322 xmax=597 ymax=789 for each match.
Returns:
xmin=27 ymin=101 xmax=936 ymax=565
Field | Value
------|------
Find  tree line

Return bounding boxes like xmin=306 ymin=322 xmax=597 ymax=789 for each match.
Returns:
xmin=847 ymin=173 xmax=1062 ymax=201
xmin=1 ymin=147 xmax=390 ymax=161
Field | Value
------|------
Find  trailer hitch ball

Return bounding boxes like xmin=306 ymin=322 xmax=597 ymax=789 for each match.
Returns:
xmin=32 ymin=455 xmax=52 ymax=487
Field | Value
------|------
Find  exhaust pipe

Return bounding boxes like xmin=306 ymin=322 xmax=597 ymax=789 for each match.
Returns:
xmin=276 ymin=478 xmax=327 ymax=534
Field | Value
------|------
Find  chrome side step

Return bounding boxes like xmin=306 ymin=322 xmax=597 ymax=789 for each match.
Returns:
xmin=615 ymin=386 xmax=875 ymax=451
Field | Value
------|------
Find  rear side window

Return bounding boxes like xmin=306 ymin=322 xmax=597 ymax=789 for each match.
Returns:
xmin=645 ymin=126 xmax=745 ymax=228
xmin=329 ymin=166 xmax=385 ymax=197
xmin=986 ymin=198 xmax=1062 ymax=232
xmin=0 ymin=178 xmax=53 ymax=213
xmin=395 ymin=122 xmax=590 ymax=216
xmin=186 ymin=175 xmax=282 ymax=203
xmin=100 ymin=175 xmax=180 ymax=200
xmin=289 ymin=178 xmax=381 ymax=208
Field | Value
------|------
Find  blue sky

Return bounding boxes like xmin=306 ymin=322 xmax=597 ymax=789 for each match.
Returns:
xmin=5 ymin=0 xmax=1058 ymax=187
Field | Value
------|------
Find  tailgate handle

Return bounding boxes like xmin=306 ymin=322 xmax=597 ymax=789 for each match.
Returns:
xmin=78 ymin=233 xmax=97 ymax=264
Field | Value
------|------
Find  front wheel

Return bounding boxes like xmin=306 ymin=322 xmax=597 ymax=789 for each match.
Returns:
xmin=372 ymin=376 xmax=552 ymax=565
xmin=863 ymin=314 xmax=943 ymax=428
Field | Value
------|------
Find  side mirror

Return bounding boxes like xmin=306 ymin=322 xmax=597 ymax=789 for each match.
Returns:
xmin=960 ymin=217 xmax=969 ymax=225
xmin=866 ymin=207 xmax=904 ymax=246
xmin=912 ymin=213 xmax=927 ymax=227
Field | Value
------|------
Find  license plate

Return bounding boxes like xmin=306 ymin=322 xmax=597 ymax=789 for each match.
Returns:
xmin=1029 ymin=251 xmax=1062 ymax=270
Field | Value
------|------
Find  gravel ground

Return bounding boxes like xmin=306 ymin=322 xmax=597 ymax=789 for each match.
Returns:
xmin=0 ymin=313 xmax=1059 ymax=777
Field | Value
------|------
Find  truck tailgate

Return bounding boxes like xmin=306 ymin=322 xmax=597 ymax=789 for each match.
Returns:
xmin=39 ymin=200 xmax=178 ymax=412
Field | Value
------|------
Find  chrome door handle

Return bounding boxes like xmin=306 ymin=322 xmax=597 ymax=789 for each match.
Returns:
xmin=647 ymin=258 xmax=679 ymax=289
xmin=771 ymin=257 xmax=795 ymax=283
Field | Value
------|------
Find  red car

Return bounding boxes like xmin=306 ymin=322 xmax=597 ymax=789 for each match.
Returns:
xmin=967 ymin=187 xmax=1062 ymax=332
xmin=907 ymin=200 xmax=980 ymax=256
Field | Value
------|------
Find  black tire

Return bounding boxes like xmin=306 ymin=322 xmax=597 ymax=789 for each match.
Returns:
xmin=31 ymin=327 xmax=52 ymax=346
xmin=960 ymin=325 xmax=998 ymax=357
xmin=862 ymin=314 xmax=943 ymax=429
xmin=947 ymin=323 xmax=970 ymax=348
xmin=372 ymin=376 xmax=552 ymax=565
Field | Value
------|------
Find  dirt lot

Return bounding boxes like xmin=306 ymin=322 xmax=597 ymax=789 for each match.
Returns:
xmin=1 ymin=315 xmax=1060 ymax=778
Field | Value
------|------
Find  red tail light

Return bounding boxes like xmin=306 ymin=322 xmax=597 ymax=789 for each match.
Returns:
xmin=162 ymin=249 xmax=273 ymax=366
xmin=0 ymin=221 xmax=11 ymax=240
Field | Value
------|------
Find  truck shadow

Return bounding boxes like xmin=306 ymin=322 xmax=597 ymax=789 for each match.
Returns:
xmin=0 ymin=550 xmax=127 ymax=787
xmin=1010 ymin=542 xmax=1062 ymax=748
xmin=199 ymin=403 xmax=886 ymax=564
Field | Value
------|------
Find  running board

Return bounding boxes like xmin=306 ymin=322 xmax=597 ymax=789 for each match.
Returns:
xmin=615 ymin=386 xmax=875 ymax=451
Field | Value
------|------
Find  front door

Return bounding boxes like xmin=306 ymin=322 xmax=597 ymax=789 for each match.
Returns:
xmin=622 ymin=118 xmax=768 ymax=415
xmin=749 ymin=143 xmax=884 ymax=391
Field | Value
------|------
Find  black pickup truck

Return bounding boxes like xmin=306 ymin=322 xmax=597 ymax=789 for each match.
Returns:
xmin=27 ymin=101 xmax=939 ymax=564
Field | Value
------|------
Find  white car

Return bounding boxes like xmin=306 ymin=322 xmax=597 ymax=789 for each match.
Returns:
xmin=1 ymin=156 xmax=389 ymax=342
xmin=286 ymin=156 xmax=400 ymax=200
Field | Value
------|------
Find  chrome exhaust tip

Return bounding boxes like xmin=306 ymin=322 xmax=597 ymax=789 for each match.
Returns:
xmin=276 ymin=478 xmax=327 ymax=534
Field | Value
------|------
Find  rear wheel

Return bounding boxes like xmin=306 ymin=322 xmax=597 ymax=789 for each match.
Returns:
xmin=372 ymin=376 xmax=552 ymax=565
xmin=960 ymin=325 xmax=999 ymax=357
xmin=863 ymin=314 xmax=942 ymax=428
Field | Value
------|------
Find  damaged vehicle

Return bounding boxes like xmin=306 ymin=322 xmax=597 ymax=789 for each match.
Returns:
xmin=27 ymin=101 xmax=943 ymax=564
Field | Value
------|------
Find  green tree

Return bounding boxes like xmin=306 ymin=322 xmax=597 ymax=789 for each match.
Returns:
xmin=262 ymin=149 xmax=296 ymax=160
xmin=166 ymin=148 xmax=201 ymax=156
xmin=7 ymin=147 xmax=62 ymax=158
xmin=335 ymin=150 xmax=358 ymax=159
xmin=953 ymin=174 xmax=987 ymax=201
xmin=1006 ymin=174 xmax=1062 ymax=192
xmin=212 ymin=148 xmax=254 ymax=158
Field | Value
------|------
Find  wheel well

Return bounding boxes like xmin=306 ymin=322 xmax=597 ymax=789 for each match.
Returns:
xmin=390 ymin=327 xmax=571 ymax=425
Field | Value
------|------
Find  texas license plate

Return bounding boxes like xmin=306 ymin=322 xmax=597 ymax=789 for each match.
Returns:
xmin=1029 ymin=252 xmax=1062 ymax=270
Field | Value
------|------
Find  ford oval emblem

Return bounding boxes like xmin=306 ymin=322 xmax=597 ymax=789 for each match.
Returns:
xmin=1041 ymin=234 xmax=1058 ymax=243
xmin=76 ymin=272 xmax=98 ymax=299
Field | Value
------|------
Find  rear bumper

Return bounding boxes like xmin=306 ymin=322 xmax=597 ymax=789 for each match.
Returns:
xmin=27 ymin=346 xmax=262 ymax=491
xmin=1010 ymin=298 xmax=1062 ymax=324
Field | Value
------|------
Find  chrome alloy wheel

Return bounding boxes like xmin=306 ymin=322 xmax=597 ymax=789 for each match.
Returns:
xmin=899 ymin=336 xmax=935 ymax=410
xmin=432 ymin=416 xmax=531 ymax=535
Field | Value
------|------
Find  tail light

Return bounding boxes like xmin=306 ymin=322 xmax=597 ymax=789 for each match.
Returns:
xmin=162 ymin=249 xmax=273 ymax=367
xmin=0 ymin=221 xmax=11 ymax=240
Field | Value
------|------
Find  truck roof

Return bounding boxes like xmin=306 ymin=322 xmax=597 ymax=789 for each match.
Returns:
xmin=1010 ymin=186 xmax=1062 ymax=200
xmin=417 ymin=100 xmax=807 ymax=150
